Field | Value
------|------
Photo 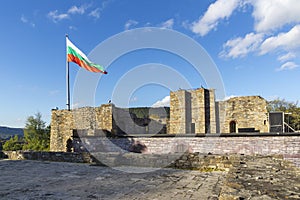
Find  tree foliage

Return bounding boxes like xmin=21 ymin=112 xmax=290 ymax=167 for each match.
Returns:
xmin=3 ymin=135 xmax=24 ymax=151
xmin=267 ymin=98 xmax=298 ymax=112
xmin=267 ymin=98 xmax=300 ymax=130
xmin=22 ymin=112 xmax=50 ymax=151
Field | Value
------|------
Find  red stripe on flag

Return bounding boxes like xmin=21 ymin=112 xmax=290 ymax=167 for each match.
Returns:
xmin=67 ymin=54 xmax=105 ymax=73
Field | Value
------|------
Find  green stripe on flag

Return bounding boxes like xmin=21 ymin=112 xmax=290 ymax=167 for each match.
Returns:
xmin=67 ymin=46 xmax=105 ymax=72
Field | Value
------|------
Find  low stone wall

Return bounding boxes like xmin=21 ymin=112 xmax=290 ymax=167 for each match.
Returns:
xmin=79 ymin=133 xmax=300 ymax=167
xmin=1 ymin=150 xmax=228 ymax=169
xmin=4 ymin=133 xmax=300 ymax=168
xmin=2 ymin=150 xmax=241 ymax=170
xmin=3 ymin=151 xmax=93 ymax=163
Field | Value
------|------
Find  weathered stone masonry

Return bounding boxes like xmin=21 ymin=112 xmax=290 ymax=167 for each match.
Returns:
xmin=50 ymin=104 xmax=166 ymax=151
xmin=169 ymin=88 xmax=217 ymax=134
xmin=50 ymin=104 xmax=113 ymax=152
xmin=169 ymin=88 xmax=269 ymax=134
xmin=218 ymin=96 xmax=269 ymax=133
xmin=83 ymin=134 xmax=300 ymax=167
xmin=51 ymin=88 xmax=270 ymax=152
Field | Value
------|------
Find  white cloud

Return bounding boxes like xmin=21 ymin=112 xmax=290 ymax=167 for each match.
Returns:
xmin=68 ymin=5 xmax=89 ymax=15
xmin=220 ymin=32 xmax=264 ymax=58
xmin=89 ymin=8 xmax=100 ymax=19
xmin=48 ymin=4 xmax=100 ymax=23
xmin=191 ymin=0 xmax=300 ymax=36
xmin=20 ymin=15 xmax=35 ymax=27
xmin=191 ymin=0 xmax=240 ymax=36
xmin=220 ymin=23 xmax=300 ymax=60
xmin=260 ymin=25 xmax=300 ymax=55
xmin=47 ymin=10 xmax=69 ymax=23
xmin=72 ymin=102 xmax=81 ymax=109
xmin=277 ymin=52 xmax=296 ymax=62
xmin=101 ymin=0 xmax=113 ymax=10
xmin=251 ymin=0 xmax=300 ymax=32
xmin=88 ymin=0 xmax=113 ymax=20
xmin=145 ymin=22 xmax=152 ymax=26
xmin=160 ymin=19 xmax=174 ymax=29
xmin=181 ymin=20 xmax=190 ymax=30
xmin=152 ymin=96 xmax=170 ymax=107
xmin=21 ymin=15 xmax=28 ymax=23
xmin=124 ymin=20 xmax=138 ymax=30
xmin=130 ymin=96 xmax=138 ymax=102
xmin=223 ymin=95 xmax=237 ymax=101
xmin=69 ymin=26 xmax=77 ymax=30
xmin=197 ymin=0 xmax=300 ymax=69
xmin=276 ymin=61 xmax=299 ymax=71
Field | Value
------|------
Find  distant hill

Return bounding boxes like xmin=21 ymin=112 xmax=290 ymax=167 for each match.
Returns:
xmin=0 ymin=126 xmax=24 ymax=140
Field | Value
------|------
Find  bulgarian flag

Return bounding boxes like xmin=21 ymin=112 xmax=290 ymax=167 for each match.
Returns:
xmin=66 ymin=37 xmax=107 ymax=74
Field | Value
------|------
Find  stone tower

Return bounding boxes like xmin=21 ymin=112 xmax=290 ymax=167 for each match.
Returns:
xmin=169 ymin=88 xmax=216 ymax=134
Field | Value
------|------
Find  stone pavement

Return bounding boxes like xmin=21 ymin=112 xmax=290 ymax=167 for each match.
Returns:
xmin=0 ymin=160 xmax=225 ymax=200
xmin=1 ymin=155 xmax=300 ymax=200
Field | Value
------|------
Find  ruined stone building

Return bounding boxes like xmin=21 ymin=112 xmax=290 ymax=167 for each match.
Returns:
xmin=50 ymin=88 xmax=269 ymax=151
xmin=50 ymin=105 xmax=168 ymax=151
xmin=169 ymin=88 xmax=269 ymax=134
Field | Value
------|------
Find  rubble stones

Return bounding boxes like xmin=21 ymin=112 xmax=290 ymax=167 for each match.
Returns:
xmin=219 ymin=155 xmax=300 ymax=200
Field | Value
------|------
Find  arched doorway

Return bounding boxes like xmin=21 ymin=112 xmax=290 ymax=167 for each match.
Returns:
xmin=66 ymin=138 xmax=73 ymax=152
xmin=229 ymin=121 xmax=237 ymax=133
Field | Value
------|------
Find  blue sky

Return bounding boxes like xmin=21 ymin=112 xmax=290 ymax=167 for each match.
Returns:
xmin=1 ymin=0 xmax=300 ymax=128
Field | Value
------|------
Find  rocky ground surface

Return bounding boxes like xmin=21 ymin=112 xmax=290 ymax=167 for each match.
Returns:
xmin=219 ymin=155 xmax=300 ymax=200
xmin=0 ymin=155 xmax=299 ymax=200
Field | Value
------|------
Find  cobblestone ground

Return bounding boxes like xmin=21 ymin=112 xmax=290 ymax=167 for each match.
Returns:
xmin=0 ymin=160 xmax=225 ymax=200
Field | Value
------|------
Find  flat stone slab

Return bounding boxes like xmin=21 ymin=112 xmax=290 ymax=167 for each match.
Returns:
xmin=1 ymin=155 xmax=299 ymax=200
xmin=0 ymin=160 xmax=226 ymax=200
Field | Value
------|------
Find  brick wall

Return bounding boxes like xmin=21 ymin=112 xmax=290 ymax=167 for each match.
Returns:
xmin=4 ymin=134 xmax=300 ymax=168
xmin=81 ymin=134 xmax=300 ymax=167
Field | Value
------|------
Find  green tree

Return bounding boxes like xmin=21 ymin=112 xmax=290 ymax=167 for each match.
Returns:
xmin=267 ymin=98 xmax=300 ymax=131
xmin=3 ymin=135 xmax=24 ymax=151
xmin=23 ymin=112 xmax=50 ymax=151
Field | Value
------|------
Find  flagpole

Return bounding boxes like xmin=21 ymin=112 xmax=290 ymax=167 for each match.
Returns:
xmin=66 ymin=34 xmax=70 ymax=111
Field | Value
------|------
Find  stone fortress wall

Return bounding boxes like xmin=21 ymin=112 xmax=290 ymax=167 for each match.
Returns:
xmin=169 ymin=88 xmax=269 ymax=134
xmin=50 ymin=104 xmax=113 ymax=152
xmin=218 ymin=96 xmax=269 ymax=133
xmin=51 ymin=88 xmax=270 ymax=152
xmin=50 ymin=104 xmax=167 ymax=151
